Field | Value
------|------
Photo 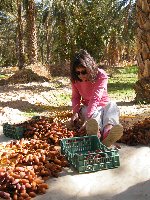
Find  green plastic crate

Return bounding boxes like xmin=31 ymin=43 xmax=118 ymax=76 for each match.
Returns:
xmin=60 ymin=135 xmax=120 ymax=173
xmin=3 ymin=123 xmax=26 ymax=139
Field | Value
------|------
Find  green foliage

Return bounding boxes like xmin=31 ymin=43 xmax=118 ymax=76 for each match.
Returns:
xmin=0 ymin=2 xmax=17 ymax=66
xmin=0 ymin=0 xmax=13 ymax=11
xmin=0 ymin=0 xmax=136 ymax=66
xmin=118 ymin=65 xmax=138 ymax=74
xmin=0 ymin=74 xmax=8 ymax=79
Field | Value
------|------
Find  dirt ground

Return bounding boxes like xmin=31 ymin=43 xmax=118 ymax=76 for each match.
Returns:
xmin=0 ymin=76 xmax=149 ymax=127
xmin=0 ymin=65 xmax=149 ymax=126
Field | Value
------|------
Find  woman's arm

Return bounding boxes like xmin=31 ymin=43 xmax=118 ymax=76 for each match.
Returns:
xmin=86 ymin=71 xmax=109 ymax=118
xmin=71 ymin=83 xmax=81 ymax=114
xmin=71 ymin=83 xmax=81 ymax=125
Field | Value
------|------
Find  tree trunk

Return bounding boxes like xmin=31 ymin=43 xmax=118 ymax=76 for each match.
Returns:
xmin=107 ymin=30 xmax=119 ymax=66
xmin=16 ymin=0 xmax=25 ymax=69
xmin=134 ymin=0 xmax=150 ymax=103
xmin=46 ymin=20 xmax=52 ymax=63
xmin=25 ymin=0 xmax=38 ymax=64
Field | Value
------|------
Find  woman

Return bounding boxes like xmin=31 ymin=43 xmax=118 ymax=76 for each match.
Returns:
xmin=70 ymin=49 xmax=123 ymax=147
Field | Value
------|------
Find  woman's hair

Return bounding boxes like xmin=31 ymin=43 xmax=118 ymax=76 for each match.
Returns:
xmin=70 ymin=49 xmax=98 ymax=82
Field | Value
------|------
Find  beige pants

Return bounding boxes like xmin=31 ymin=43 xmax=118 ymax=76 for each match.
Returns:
xmin=79 ymin=101 xmax=120 ymax=131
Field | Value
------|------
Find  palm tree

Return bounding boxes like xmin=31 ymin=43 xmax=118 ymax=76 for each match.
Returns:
xmin=134 ymin=0 xmax=150 ymax=103
xmin=16 ymin=0 xmax=25 ymax=69
xmin=24 ymin=0 xmax=38 ymax=64
xmin=113 ymin=0 xmax=149 ymax=103
xmin=0 ymin=0 xmax=26 ymax=68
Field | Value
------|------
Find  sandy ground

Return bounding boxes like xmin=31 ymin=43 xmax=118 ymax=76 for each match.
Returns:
xmin=0 ymin=79 xmax=150 ymax=200
xmin=0 ymin=124 xmax=150 ymax=200
xmin=35 ymin=145 xmax=150 ymax=200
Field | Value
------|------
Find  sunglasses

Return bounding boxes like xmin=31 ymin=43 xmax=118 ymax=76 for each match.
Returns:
xmin=76 ymin=70 xmax=87 ymax=76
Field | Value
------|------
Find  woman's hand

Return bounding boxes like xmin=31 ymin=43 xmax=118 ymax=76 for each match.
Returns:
xmin=71 ymin=112 xmax=79 ymax=126
xmin=78 ymin=121 xmax=87 ymax=132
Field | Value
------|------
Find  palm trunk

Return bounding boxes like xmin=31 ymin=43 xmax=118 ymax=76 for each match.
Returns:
xmin=25 ymin=0 xmax=38 ymax=64
xmin=134 ymin=0 xmax=150 ymax=103
xmin=17 ymin=0 xmax=25 ymax=69
xmin=107 ymin=30 xmax=118 ymax=66
xmin=46 ymin=20 xmax=52 ymax=63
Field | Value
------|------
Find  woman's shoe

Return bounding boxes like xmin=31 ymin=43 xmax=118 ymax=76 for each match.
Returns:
xmin=86 ymin=118 xmax=99 ymax=135
xmin=102 ymin=124 xmax=123 ymax=147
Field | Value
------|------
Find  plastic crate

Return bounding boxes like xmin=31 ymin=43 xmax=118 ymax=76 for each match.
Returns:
xmin=60 ymin=135 xmax=120 ymax=173
xmin=3 ymin=123 xmax=26 ymax=139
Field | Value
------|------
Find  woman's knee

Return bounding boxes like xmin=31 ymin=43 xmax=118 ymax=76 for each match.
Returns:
xmin=107 ymin=101 xmax=117 ymax=107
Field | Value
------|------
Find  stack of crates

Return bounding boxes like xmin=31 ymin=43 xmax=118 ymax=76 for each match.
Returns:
xmin=3 ymin=123 xmax=26 ymax=139
xmin=60 ymin=135 xmax=120 ymax=173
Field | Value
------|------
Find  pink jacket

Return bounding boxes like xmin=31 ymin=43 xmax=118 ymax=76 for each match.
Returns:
xmin=71 ymin=69 xmax=110 ymax=119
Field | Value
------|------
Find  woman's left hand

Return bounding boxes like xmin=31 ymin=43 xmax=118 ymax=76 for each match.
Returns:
xmin=78 ymin=121 xmax=87 ymax=132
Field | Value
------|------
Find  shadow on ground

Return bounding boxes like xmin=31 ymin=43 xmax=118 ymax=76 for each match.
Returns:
xmin=0 ymin=100 xmax=72 ymax=113
xmin=108 ymin=82 xmax=134 ymax=92
xmin=0 ymin=79 xmax=70 ymax=93
xmin=0 ymin=100 xmax=45 ymax=112
xmin=117 ymin=100 xmax=136 ymax=106
xmin=35 ymin=179 xmax=150 ymax=200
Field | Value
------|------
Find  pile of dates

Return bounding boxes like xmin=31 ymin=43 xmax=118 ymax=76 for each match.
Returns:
xmin=118 ymin=117 xmax=150 ymax=146
xmin=0 ymin=138 xmax=69 ymax=199
xmin=0 ymin=115 xmax=84 ymax=199
xmin=23 ymin=116 xmax=77 ymax=145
